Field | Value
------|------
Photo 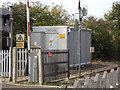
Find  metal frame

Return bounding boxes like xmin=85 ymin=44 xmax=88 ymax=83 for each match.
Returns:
xmin=41 ymin=49 xmax=70 ymax=83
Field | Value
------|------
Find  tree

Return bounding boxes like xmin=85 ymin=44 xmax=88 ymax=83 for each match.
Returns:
xmin=3 ymin=1 xmax=70 ymax=47
xmin=30 ymin=2 xmax=70 ymax=26
xmin=83 ymin=16 xmax=114 ymax=59
xmin=12 ymin=2 xmax=27 ymax=46
xmin=50 ymin=4 xmax=70 ymax=25
xmin=105 ymin=1 xmax=120 ymax=29
xmin=82 ymin=1 xmax=120 ymax=60
xmin=104 ymin=1 xmax=120 ymax=60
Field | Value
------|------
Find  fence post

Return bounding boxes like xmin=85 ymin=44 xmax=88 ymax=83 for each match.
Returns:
xmin=100 ymin=71 xmax=107 ymax=88
xmin=117 ymin=67 xmax=120 ymax=88
xmin=106 ymin=69 xmax=114 ymax=88
xmin=83 ymin=76 xmax=94 ymax=88
xmin=60 ymin=85 xmax=67 ymax=90
xmin=67 ymin=50 xmax=70 ymax=79
xmin=9 ymin=47 xmax=12 ymax=81
xmin=93 ymin=73 xmax=101 ymax=88
xmin=114 ymin=67 xmax=119 ymax=88
xmin=0 ymin=66 xmax=2 ymax=89
xmin=110 ymin=69 xmax=116 ymax=87
xmin=0 ymin=78 xmax=2 ymax=90
xmin=12 ymin=47 xmax=17 ymax=83
xmin=38 ymin=49 xmax=43 ymax=85
xmin=73 ymin=80 xmax=81 ymax=88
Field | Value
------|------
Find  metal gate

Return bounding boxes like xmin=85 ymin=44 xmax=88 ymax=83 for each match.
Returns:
xmin=17 ymin=49 xmax=28 ymax=77
xmin=0 ymin=50 xmax=10 ymax=77
xmin=17 ymin=48 xmax=40 ymax=77
xmin=42 ymin=49 xmax=70 ymax=83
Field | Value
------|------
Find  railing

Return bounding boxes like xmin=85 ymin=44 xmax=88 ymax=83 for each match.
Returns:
xmin=17 ymin=49 xmax=28 ymax=77
xmin=17 ymin=48 xmax=41 ymax=77
xmin=0 ymin=50 xmax=10 ymax=77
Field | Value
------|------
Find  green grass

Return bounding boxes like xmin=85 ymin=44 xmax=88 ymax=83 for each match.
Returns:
xmin=43 ymin=82 xmax=65 ymax=86
xmin=17 ymin=81 xmax=65 ymax=86
xmin=17 ymin=81 xmax=38 ymax=85
xmin=103 ymin=60 xmax=120 ymax=65
xmin=116 ymin=60 xmax=120 ymax=65
xmin=103 ymin=61 xmax=111 ymax=64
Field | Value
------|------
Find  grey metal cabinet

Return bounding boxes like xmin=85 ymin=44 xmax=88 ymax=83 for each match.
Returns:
xmin=31 ymin=26 xmax=92 ymax=67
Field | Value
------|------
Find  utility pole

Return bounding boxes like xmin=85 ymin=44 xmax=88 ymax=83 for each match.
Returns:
xmin=9 ymin=6 xmax=13 ymax=81
xmin=78 ymin=0 xmax=81 ymax=77
xmin=26 ymin=0 xmax=31 ymax=51
xmin=78 ymin=0 xmax=82 ymax=26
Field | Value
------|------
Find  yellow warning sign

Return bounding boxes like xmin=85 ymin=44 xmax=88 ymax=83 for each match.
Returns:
xmin=16 ymin=42 xmax=24 ymax=48
xmin=59 ymin=34 xmax=65 ymax=38
xmin=16 ymin=34 xmax=24 ymax=48
xmin=49 ymin=40 xmax=53 ymax=43
xmin=31 ymin=43 xmax=35 ymax=47
xmin=17 ymin=35 xmax=24 ymax=42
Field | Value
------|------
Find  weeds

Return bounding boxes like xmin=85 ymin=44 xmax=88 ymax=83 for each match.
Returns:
xmin=43 ymin=82 xmax=65 ymax=86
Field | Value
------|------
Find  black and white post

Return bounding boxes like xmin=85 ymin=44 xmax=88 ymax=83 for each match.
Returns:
xmin=26 ymin=0 xmax=31 ymax=51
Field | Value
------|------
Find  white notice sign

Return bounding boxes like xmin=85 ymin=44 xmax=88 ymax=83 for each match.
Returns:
xmin=90 ymin=47 xmax=95 ymax=53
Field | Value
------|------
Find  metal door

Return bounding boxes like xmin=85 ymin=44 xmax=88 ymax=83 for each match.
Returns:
xmin=31 ymin=32 xmax=44 ymax=48
xmin=28 ymin=52 xmax=38 ymax=82
xmin=44 ymin=33 xmax=58 ymax=50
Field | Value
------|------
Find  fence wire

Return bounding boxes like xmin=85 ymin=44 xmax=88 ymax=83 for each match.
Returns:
xmin=42 ymin=49 xmax=70 ymax=83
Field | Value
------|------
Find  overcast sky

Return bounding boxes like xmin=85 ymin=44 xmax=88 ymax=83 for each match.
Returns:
xmin=0 ymin=0 xmax=119 ymax=19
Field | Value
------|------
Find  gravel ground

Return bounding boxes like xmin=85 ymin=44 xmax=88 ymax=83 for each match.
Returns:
xmin=1 ymin=60 xmax=119 ymax=88
xmin=60 ymin=61 xmax=119 ymax=86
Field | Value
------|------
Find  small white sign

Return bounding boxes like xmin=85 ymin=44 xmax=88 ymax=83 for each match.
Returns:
xmin=34 ymin=56 xmax=38 ymax=59
xmin=90 ymin=47 xmax=95 ymax=53
xmin=49 ymin=38 xmax=53 ymax=47
xmin=49 ymin=43 xmax=53 ymax=46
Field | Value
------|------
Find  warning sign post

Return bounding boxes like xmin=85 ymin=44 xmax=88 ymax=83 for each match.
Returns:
xmin=16 ymin=34 xmax=24 ymax=48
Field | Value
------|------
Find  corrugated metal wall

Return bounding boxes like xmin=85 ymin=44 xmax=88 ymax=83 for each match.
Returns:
xmin=68 ymin=28 xmax=91 ymax=66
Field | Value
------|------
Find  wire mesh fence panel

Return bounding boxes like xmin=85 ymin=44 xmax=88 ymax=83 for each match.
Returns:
xmin=42 ymin=50 xmax=69 ymax=83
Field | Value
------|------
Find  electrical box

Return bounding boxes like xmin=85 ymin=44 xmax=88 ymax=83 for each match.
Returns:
xmin=28 ymin=52 xmax=38 ymax=82
xmin=31 ymin=26 xmax=91 ymax=66
xmin=68 ymin=28 xmax=91 ymax=66
xmin=31 ymin=26 xmax=68 ymax=50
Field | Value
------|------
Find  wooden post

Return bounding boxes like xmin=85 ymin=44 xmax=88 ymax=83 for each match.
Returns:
xmin=38 ymin=49 xmax=43 ymax=85
xmin=67 ymin=50 xmax=70 ymax=79
xmin=12 ymin=47 xmax=17 ymax=83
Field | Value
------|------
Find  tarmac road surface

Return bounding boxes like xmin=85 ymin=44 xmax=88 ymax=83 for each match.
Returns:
xmin=1 ymin=82 xmax=58 ymax=89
